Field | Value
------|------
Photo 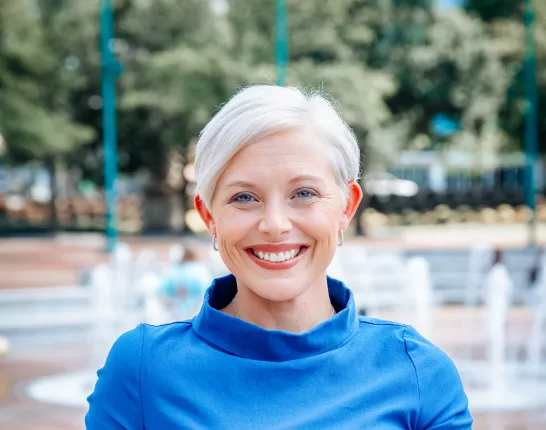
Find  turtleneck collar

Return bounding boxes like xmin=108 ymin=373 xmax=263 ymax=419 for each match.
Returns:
xmin=192 ymin=274 xmax=359 ymax=362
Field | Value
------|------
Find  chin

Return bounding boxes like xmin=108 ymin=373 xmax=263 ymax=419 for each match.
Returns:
xmin=244 ymin=275 xmax=314 ymax=302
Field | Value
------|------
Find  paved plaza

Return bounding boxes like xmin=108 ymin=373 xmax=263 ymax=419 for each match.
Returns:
xmin=1 ymin=230 xmax=546 ymax=429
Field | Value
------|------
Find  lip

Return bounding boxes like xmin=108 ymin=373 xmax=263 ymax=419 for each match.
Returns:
xmin=246 ymin=246 xmax=309 ymax=271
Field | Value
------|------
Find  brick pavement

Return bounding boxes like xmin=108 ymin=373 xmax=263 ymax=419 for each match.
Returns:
xmin=0 ymin=236 xmax=107 ymax=289
xmin=0 ymin=235 xmax=209 ymax=290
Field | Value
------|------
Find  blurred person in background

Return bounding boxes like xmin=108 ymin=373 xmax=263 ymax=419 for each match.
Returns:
xmin=86 ymin=85 xmax=472 ymax=429
xmin=157 ymin=246 xmax=212 ymax=319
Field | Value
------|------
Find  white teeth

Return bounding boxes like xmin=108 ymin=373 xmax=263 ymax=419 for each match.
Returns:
xmin=253 ymin=248 xmax=302 ymax=263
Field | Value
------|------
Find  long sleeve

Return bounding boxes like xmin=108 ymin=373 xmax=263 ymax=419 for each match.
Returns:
xmin=404 ymin=326 xmax=473 ymax=429
xmin=85 ymin=324 xmax=144 ymax=429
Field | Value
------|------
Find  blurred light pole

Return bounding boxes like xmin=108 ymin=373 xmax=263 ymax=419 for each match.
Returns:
xmin=275 ymin=0 xmax=288 ymax=86
xmin=524 ymin=0 xmax=538 ymax=247
xmin=100 ymin=0 xmax=122 ymax=253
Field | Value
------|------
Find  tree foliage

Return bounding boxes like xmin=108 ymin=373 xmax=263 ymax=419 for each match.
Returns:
xmin=0 ymin=0 xmax=93 ymax=162
xmin=466 ymin=0 xmax=546 ymax=153
xmin=1 ymin=0 xmax=544 ymax=177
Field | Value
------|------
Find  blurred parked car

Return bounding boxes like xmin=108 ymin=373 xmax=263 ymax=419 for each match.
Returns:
xmin=364 ymin=172 xmax=419 ymax=197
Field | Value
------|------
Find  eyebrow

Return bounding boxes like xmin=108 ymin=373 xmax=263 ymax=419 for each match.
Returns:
xmin=288 ymin=174 xmax=326 ymax=185
xmin=224 ymin=180 xmax=256 ymax=190
xmin=224 ymin=175 xmax=325 ymax=190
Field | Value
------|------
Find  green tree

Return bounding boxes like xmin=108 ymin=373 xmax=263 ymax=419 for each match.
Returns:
xmin=0 ymin=0 xmax=94 ymax=229
xmin=465 ymin=0 xmax=546 ymax=154
xmin=0 ymin=0 xmax=93 ymax=163
xmin=406 ymin=8 xmax=512 ymax=167
xmin=465 ymin=0 xmax=523 ymax=22
xmin=114 ymin=0 xmax=246 ymax=230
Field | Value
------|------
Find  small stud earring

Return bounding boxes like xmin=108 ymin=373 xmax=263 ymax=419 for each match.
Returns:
xmin=212 ymin=235 xmax=219 ymax=251
xmin=337 ymin=229 xmax=344 ymax=247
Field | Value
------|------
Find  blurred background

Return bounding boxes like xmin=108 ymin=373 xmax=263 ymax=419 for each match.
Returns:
xmin=1 ymin=0 xmax=546 ymax=429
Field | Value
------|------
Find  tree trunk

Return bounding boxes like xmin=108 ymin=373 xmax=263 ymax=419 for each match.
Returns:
xmin=47 ymin=156 xmax=59 ymax=233
xmin=169 ymin=190 xmax=185 ymax=232
xmin=354 ymin=202 xmax=365 ymax=236
xmin=182 ymin=180 xmax=192 ymax=234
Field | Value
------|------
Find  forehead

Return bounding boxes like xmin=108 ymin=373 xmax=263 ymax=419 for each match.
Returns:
xmin=218 ymin=128 xmax=336 ymax=185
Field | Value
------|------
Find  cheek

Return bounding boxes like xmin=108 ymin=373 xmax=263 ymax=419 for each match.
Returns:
xmin=215 ymin=208 xmax=256 ymax=243
xmin=296 ymin=203 xmax=342 ymax=239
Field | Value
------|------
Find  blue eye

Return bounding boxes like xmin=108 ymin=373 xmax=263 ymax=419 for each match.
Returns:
xmin=295 ymin=188 xmax=316 ymax=200
xmin=232 ymin=193 xmax=256 ymax=204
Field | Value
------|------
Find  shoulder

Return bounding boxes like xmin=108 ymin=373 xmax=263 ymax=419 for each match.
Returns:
xmin=356 ymin=315 xmax=409 ymax=344
xmin=86 ymin=325 xmax=147 ymax=428
xmin=107 ymin=321 xmax=194 ymax=363
xmin=86 ymin=320 xmax=200 ymax=428
xmin=92 ymin=324 xmax=146 ymax=391
xmin=357 ymin=317 xmax=449 ymax=361
xmin=402 ymin=324 xmax=452 ymax=364
xmin=90 ymin=322 xmax=194 ymax=394
xmin=141 ymin=320 xmax=194 ymax=342
xmin=401 ymin=325 xmax=464 ymax=396
xmin=357 ymin=317 xmax=463 ymax=387
xmin=376 ymin=321 xmax=472 ymax=428
xmin=357 ymin=315 xmax=407 ymax=330
xmin=141 ymin=321 xmax=197 ymax=359
xmin=356 ymin=318 xmax=472 ymax=428
xmin=104 ymin=323 xmax=145 ymax=369
xmin=354 ymin=317 xmax=415 ymax=369
xmin=404 ymin=325 xmax=472 ymax=427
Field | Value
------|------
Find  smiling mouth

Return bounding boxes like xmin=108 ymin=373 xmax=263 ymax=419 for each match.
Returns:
xmin=251 ymin=247 xmax=303 ymax=263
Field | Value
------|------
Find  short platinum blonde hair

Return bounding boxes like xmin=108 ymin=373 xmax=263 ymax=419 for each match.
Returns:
xmin=194 ymin=85 xmax=360 ymax=208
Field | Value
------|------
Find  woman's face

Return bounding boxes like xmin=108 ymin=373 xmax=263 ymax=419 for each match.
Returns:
xmin=196 ymin=128 xmax=362 ymax=302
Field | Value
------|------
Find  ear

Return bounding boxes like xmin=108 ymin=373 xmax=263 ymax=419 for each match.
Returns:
xmin=194 ymin=195 xmax=216 ymax=236
xmin=339 ymin=181 xmax=363 ymax=231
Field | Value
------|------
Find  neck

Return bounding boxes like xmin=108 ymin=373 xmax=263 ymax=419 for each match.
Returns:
xmin=227 ymin=276 xmax=334 ymax=334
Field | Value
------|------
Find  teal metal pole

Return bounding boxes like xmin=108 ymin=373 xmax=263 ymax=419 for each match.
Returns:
xmin=100 ymin=0 xmax=121 ymax=253
xmin=524 ymin=0 xmax=538 ymax=247
xmin=275 ymin=0 xmax=288 ymax=86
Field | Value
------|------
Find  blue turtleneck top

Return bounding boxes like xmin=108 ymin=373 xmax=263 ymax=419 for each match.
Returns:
xmin=86 ymin=275 xmax=472 ymax=429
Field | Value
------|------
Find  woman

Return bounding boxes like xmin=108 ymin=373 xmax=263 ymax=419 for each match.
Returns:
xmin=86 ymin=85 xmax=472 ymax=429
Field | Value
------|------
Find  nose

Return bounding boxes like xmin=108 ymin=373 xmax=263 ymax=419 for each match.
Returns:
xmin=258 ymin=201 xmax=292 ymax=239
